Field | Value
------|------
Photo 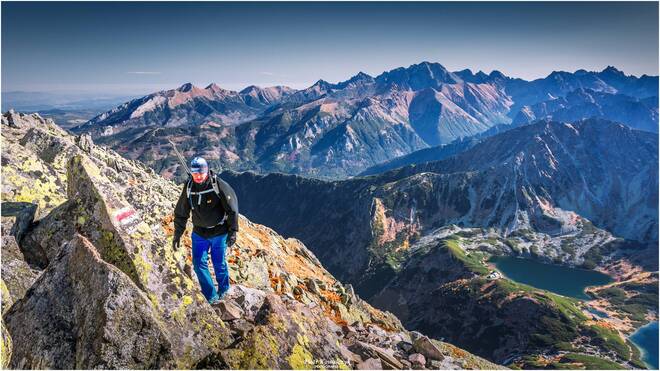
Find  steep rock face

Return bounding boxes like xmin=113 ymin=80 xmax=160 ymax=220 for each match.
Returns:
xmin=223 ymin=120 xmax=657 ymax=284
xmin=1 ymin=111 xmax=501 ymax=369
xmin=1 ymin=111 xmax=73 ymax=218
xmin=513 ymin=88 xmax=658 ymax=133
xmin=392 ymin=119 xmax=659 ymax=242
xmin=6 ymin=235 xmax=173 ymax=369
xmin=359 ymin=137 xmax=480 ymax=176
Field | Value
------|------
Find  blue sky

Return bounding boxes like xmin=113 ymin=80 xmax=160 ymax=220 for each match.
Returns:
xmin=2 ymin=1 xmax=658 ymax=94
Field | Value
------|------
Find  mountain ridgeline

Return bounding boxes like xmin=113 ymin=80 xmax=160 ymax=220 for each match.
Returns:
xmin=72 ymin=62 xmax=659 ymax=179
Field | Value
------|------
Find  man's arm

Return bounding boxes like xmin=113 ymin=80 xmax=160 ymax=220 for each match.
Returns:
xmin=173 ymin=183 xmax=191 ymax=241
xmin=216 ymin=176 xmax=239 ymax=233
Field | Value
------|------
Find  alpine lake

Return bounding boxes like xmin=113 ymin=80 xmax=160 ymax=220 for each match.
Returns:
xmin=490 ymin=256 xmax=658 ymax=369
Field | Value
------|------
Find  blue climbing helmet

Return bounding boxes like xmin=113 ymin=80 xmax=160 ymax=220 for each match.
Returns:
xmin=190 ymin=157 xmax=208 ymax=174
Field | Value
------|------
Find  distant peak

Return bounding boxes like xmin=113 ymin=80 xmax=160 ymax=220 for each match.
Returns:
xmin=601 ymin=66 xmax=624 ymax=75
xmin=414 ymin=61 xmax=448 ymax=71
xmin=352 ymin=71 xmax=373 ymax=80
xmin=205 ymin=83 xmax=222 ymax=91
xmin=177 ymin=83 xmax=195 ymax=92
xmin=313 ymin=79 xmax=332 ymax=88
xmin=239 ymin=85 xmax=260 ymax=94
xmin=489 ymin=70 xmax=506 ymax=79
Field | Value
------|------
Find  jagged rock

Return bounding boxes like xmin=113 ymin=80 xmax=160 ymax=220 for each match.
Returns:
xmin=221 ymin=293 xmax=351 ymax=369
xmin=1 ymin=321 xmax=11 ymax=369
xmin=342 ymin=324 xmax=358 ymax=338
xmin=228 ymin=318 xmax=254 ymax=338
xmin=1 ymin=201 xmax=37 ymax=243
xmin=5 ymin=235 xmax=173 ymax=369
xmin=413 ymin=335 xmax=445 ymax=361
xmin=370 ymin=344 xmax=404 ymax=369
xmin=410 ymin=331 xmax=424 ymax=342
xmin=306 ymin=277 xmax=321 ymax=295
xmin=397 ymin=340 xmax=414 ymax=353
xmin=225 ymin=284 xmax=267 ymax=322
xmin=409 ymin=353 xmax=426 ymax=369
xmin=76 ymin=133 xmax=94 ymax=154
xmin=357 ymin=357 xmax=383 ymax=370
xmin=4 ymin=110 xmax=21 ymax=128
xmin=338 ymin=343 xmax=362 ymax=365
xmin=217 ymin=301 xmax=244 ymax=321
xmin=1 ymin=279 xmax=12 ymax=314
xmin=0 ymin=234 xmax=39 ymax=305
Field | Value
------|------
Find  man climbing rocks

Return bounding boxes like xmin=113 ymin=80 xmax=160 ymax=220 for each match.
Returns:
xmin=173 ymin=157 xmax=239 ymax=304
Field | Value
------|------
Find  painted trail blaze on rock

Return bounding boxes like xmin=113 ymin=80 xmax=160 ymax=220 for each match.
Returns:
xmin=114 ymin=207 xmax=139 ymax=233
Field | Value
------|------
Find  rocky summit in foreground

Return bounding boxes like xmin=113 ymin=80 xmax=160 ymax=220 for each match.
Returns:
xmin=0 ymin=110 xmax=501 ymax=369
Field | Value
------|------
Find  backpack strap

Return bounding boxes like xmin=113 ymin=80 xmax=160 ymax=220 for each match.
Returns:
xmin=186 ymin=178 xmax=194 ymax=209
xmin=210 ymin=171 xmax=221 ymax=199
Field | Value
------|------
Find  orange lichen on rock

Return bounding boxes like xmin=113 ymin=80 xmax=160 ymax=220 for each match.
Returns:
xmin=320 ymin=289 xmax=342 ymax=304
xmin=450 ymin=346 xmax=467 ymax=358
xmin=161 ymin=214 xmax=175 ymax=236
xmin=321 ymin=300 xmax=347 ymax=327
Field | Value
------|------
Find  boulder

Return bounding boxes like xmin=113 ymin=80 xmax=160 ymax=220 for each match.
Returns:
xmin=409 ymin=353 xmax=426 ymax=369
xmin=413 ymin=335 xmax=445 ymax=361
xmin=5 ymin=235 xmax=173 ymax=369
xmin=228 ymin=318 xmax=255 ymax=338
xmin=1 ymin=201 xmax=37 ymax=243
xmin=221 ymin=293 xmax=351 ymax=369
xmin=217 ymin=301 xmax=244 ymax=321
xmin=357 ymin=357 xmax=383 ymax=369
xmin=225 ymin=284 xmax=267 ymax=322
xmin=76 ymin=133 xmax=94 ymax=154
xmin=0 ymin=234 xmax=39 ymax=306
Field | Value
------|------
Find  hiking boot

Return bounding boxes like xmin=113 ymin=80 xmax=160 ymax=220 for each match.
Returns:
xmin=208 ymin=295 xmax=221 ymax=305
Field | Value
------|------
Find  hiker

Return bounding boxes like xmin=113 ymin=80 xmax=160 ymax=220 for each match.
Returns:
xmin=172 ymin=157 xmax=239 ymax=304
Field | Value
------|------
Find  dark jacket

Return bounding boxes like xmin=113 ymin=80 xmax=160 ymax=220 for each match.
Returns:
xmin=173 ymin=172 xmax=239 ymax=239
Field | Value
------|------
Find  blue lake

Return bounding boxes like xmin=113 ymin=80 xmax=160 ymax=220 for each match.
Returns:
xmin=489 ymin=256 xmax=613 ymax=300
xmin=630 ymin=321 xmax=659 ymax=370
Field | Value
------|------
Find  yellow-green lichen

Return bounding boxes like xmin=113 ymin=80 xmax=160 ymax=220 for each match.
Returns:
xmin=336 ymin=358 xmax=350 ymax=370
xmin=288 ymin=343 xmax=313 ymax=370
xmin=1 ymin=321 xmax=12 ymax=369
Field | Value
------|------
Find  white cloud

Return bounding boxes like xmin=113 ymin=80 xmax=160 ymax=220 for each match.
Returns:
xmin=259 ymin=71 xmax=275 ymax=76
xmin=127 ymin=71 xmax=161 ymax=75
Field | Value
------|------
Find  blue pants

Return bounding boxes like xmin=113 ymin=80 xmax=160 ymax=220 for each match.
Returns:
xmin=191 ymin=232 xmax=230 ymax=302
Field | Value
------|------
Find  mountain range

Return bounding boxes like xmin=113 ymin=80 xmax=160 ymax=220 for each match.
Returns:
xmin=218 ymin=118 xmax=658 ymax=367
xmin=71 ymin=62 xmax=659 ymax=179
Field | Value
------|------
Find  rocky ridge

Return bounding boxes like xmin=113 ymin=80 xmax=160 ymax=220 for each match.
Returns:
xmin=0 ymin=111 xmax=500 ymax=369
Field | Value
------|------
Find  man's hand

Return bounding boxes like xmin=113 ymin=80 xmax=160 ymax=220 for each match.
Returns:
xmin=172 ymin=234 xmax=182 ymax=250
xmin=227 ymin=231 xmax=237 ymax=247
